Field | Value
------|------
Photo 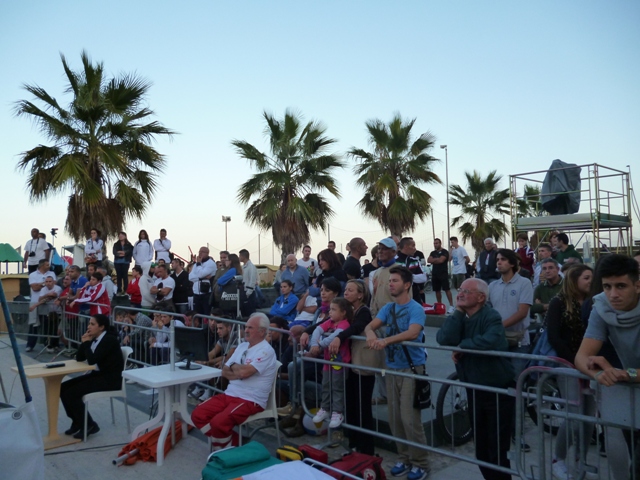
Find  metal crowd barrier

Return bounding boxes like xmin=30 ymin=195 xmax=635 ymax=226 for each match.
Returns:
xmin=516 ymin=365 xmax=639 ymax=480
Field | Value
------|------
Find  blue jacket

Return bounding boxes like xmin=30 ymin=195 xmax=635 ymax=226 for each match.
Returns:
xmin=269 ymin=293 xmax=299 ymax=322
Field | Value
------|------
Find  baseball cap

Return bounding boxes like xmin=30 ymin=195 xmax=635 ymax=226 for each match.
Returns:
xmin=378 ymin=237 xmax=397 ymax=250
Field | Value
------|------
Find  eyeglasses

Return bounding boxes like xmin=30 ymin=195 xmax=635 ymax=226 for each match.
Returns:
xmin=458 ymin=289 xmax=481 ymax=295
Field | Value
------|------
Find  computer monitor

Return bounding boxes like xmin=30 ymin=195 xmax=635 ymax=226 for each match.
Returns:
xmin=174 ymin=325 xmax=209 ymax=370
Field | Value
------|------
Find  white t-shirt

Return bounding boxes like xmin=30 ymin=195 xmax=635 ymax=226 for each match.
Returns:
xmin=25 ymin=238 xmax=49 ymax=266
xmin=294 ymin=295 xmax=318 ymax=323
xmin=297 ymin=258 xmax=316 ymax=277
xmin=154 ymin=275 xmax=176 ymax=301
xmin=29 ymin=270 xmax=57 ymax=304
xmin=224 ymin=339 xmax=277 ymax=409
xmin=39 ymin=285 xmax=62 ymax=313
xmin=153 ymin=238 xmax=172 ymax=263
xmin=450 ymin=246 xmax=469 ymax=275
xmin=85 ymin=238 xmax=104 ymax=261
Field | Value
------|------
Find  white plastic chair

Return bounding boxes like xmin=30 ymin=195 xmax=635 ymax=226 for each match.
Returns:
xmin=238 ymin=360 xmax=282 ymax=446
xmin=82 ymin=346 xmax=133 ymax=441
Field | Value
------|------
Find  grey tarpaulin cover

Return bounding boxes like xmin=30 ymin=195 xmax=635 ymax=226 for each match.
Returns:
xmin=541 ymin=159 xmax=582 ymax=215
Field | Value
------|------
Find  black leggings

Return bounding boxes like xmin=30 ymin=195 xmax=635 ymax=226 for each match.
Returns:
xmin=114 ymin=263 xmax=130 ymax=293
xmin=345 ymin=373 xmax=376 ymax=455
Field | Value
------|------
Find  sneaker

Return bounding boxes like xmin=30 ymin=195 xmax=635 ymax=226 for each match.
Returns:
xmin=312 ymin=408 xmax=330 ymax=424
xmin=189 ymin=387 xmax=204 ymax=399
xmin=446 ymin=306 xmax=455 ymax=315
xmin=551 ymin=459 xmax=573 ymax=480
xmin=199 ymin=389 xmax=212 ymax=402
xmin=407 ymin=466 xmax=429 ymax=480
xmin=329 ymin=412 xmax=343 ymax=429
xmin=390 ymin=462 xmax=412 ymax=477
xmin=25 ymin=347 xmax=34 ymax=352
xmin=46 ymin=347 xmax=55 ymax=353
xmin=64 ymin=424 xmax=81 ymax=435
xmin=277 ymin=402 xmax=293 ymax=417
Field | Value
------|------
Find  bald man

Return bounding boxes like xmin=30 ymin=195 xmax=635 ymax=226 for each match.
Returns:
xmin=281 ymin=254 xmax=309 ymax=296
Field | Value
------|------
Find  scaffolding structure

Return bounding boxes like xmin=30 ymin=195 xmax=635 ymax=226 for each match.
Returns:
xmin=510 ymin=163 xmax=633 ymax=261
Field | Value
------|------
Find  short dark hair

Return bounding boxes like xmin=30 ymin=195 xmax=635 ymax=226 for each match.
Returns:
xmin=398 ymin=237 xmax=414 ymax=250
xmin=92 ymin=272 xmax=104 ymax=282
xmin=538 ymin=242 xmax=552 ymax=253
xmin=303 ymin=245 xmax=311 ymax=250
xmin=434 ymin=238 xmax=442 ymax=243
xmin=497 ymin=248 xmax=519 ymax=275
xmin=597 ymin=254 xmax=639 ymax=283
xmin=220 ymin=250 xmax=229 ymax=256
xmin=328 ymin=241 xmax=336 ymax=247
xmin=517 ymin=233 xmax=528 ymax=241
xmin=269 ymin=316 xmax=289 ymax=331
xmin=38 ymin=259 xmax=49 ymax=267
xmin=132 ymin=265 xmax=143 ymax=275
xmin=160 ymin=228 xmax=167 ymax=233
xmin=389 ymin=265 xmax=413 ymax=285
xmin=280 ymin=279 xmax=293 ymax=288
xmin=321 ymin=277 xmax=341 ymax=294
xmin=450 ymin=236 xmax=458 ymax=242
xmin=556 ymin=233 xmax=569 ymax=245
xmin=239 ymin=249 xmax=250 ymax=259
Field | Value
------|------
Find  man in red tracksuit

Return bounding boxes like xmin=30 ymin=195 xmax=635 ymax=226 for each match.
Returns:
xmin=191 ymin=313 xmax=278 ymax=449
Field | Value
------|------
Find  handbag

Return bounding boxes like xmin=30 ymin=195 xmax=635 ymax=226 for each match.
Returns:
xmin=351 ymin=338 xmax=385 ymax=376
xmin=391 ymin=305 xmax=431 ymax=409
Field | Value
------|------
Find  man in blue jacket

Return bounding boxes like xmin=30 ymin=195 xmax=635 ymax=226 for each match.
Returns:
xmin=437 ymin=278 xmax=515 ymax=480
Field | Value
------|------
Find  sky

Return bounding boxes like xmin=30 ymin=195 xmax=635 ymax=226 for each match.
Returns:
xmin=1 ymin=1 xmax=639 ymax=268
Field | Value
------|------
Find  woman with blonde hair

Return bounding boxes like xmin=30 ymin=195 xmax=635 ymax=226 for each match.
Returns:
xmin=546 ymin=264 xmax=594 ymax=480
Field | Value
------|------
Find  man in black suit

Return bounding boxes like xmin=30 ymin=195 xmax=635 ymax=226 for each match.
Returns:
xmin=60 ymin=314 xmax=124 ymax=439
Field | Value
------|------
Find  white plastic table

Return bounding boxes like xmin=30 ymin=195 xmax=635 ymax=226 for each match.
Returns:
xmin=123 ymin=363 xmax=221 ymax=465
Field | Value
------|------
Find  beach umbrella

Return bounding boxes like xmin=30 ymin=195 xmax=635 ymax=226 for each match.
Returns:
xmin=115 ymin=420 xmax=190 ymax=465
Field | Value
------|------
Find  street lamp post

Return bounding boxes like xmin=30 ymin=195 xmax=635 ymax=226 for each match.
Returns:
xmin=440 ymin=145 xmax=451 ymax=274
xmin=222 ymin=216 xmax=231 ymax=250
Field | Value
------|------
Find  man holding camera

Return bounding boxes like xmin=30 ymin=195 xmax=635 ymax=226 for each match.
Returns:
xmin=151 ymin=264 xmax=175 ymax=306
xmin=24 ymin=228 xmax=50 ymax=273
xmin=189 ymin=246 xmax=217 ymax=315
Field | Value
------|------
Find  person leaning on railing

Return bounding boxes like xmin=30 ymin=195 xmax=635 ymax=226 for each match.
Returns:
xmin=436 ymin=278 xmax=515 ymax=480
xmin=575 ymin=254 xmax=640 ymax=480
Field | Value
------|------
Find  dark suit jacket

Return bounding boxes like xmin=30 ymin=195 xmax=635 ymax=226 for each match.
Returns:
xmin=76 ymin=333 xmax=124 ymax=389
xmin=478 ymin=249 xmax=500 ymax=281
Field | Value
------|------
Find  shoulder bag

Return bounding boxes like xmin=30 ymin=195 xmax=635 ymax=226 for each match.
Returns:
xmin=391 ymin=304 xmax=431 ymax=409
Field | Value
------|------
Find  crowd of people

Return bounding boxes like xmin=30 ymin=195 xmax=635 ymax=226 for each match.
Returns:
xmin=20 ymin=225 xmax=640 ymax=480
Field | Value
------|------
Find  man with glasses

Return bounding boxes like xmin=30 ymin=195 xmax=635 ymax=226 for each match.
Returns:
xmin=191 ymin=313 xmax=277 ymax=450
xmin=437 ymin=279 xmax=515 ymax=480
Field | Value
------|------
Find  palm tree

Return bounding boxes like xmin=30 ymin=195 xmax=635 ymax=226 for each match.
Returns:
xmin=15 ymin=51 xmax=175 ymax=241
xmin=348 ymin=113 xmax=441 ymax=237
xmin=516 ymin=184 xmax=544 ymax=218
xmin=234 ymin=110 xmax=343 ymax=261
xmin=449 ymin=170 xmax=510 ymax=253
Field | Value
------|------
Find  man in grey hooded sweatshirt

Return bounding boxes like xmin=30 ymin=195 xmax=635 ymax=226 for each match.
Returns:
xmin=575 ymin=253 xmax=640 ymax=479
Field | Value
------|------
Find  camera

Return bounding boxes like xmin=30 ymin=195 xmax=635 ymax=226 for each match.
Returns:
xmin=199 ymin=280 xmax=211 ymax=294
xmin=29 ymin=252 xmax=36 ymax=257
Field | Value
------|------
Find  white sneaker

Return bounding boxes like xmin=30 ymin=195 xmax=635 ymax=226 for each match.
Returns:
xmin=189 ymin=387 xmax=204 ymax=399
xmin=329 ymin=412 xmax=343 ymax=429
xmin=552 ymin=459 xmax=573 ymax=480
xmin=312 ymin=408 xmax=330 ymax=423
xmin=199 ymin=389 xmax=212 ymax=402
xmin=447 ymin=306 xmax=455 ymax=314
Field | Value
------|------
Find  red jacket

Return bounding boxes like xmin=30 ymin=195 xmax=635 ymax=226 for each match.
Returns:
xmin=515 ymin=246 xmax=535 ymax=275
xmin=75 ymin=283 xmax=111 ymax=316
xmin=126 ymin=277 xmax=142 ymax=305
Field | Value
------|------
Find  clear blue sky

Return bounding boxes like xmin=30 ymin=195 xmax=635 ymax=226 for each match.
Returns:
xmin=1 ymin=1 xmax=638 ymax=265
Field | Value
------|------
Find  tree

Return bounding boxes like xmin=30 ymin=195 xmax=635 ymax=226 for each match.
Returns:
xmin=15 ymin=51 xmax=175 ymax=241
xmin=348 ymin=113 xmax=441 ymax=237
xmin=516 ymin=184 xmax=544 ymax=218
xmin=234 ymin=110 xmax=343 ymax=261
xmin=449 ymin=170 xmax=510 ymax=253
